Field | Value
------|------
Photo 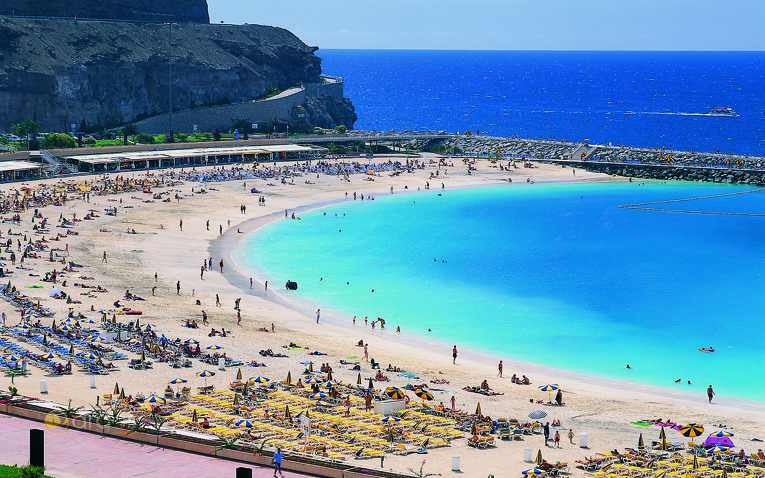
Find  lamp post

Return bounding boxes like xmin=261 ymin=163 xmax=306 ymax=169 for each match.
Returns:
xmin=168 ymin=22 xmax=174 ymax=143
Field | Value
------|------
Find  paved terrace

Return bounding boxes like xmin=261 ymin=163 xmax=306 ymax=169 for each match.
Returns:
xmin=0 ymin=414 xmax=316 ymax=478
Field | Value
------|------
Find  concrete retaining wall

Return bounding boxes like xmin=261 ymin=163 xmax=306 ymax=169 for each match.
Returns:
xmin=136 ymin=78 xmax=344 ymax=135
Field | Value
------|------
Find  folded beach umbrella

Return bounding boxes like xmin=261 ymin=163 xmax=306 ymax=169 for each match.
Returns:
xmin=236 ymin=368 xmax=242 ymax=381
xmin=119 ymin=388 xmax=126 ymax=400
xmin=536 ymin=449 xmax=544 ymax=465
xmin=384 ymin=387 xmax=405 ymax=400
xmin=368 ymin=378 xmax=374 ymax=389
xmin=659 ymin=427 xmax=666 ymax=440
xmin=326 ymin=369 xmax=333 ymax=381
xmin=114 ymin=382 xmax=120 ymax=395
xmin=638 ymin=433 xmax=644 ymax=448
xmin=235 ymin=419 xmax=253 ymax=428
xmin=284 ymin=371 xmax=291 ymax=385
xmin=191 ymin=409 xmax=198 ymax=423
xmin=141 ymin=350 xmax=145 ymax=362
xmin=308 ymin=362 xmax=313 ymax=373
xmin=529 ymin=410 xmax=547 ymax=420
xmin=232 ymin=394 xmax=240 ymax=406
xmin=692 ymin=455 xmax=699 ymax=470
xmin=475 ymin=402 xmax=482 ymax=417
xmin=284 ymin=405 xmax=291 ymax=420
xmin=116 ymin=330 xmax=121 ymax=342
xmin=357 ymin=373 xmax=362 ymax=385
xmin=415 ymin=389 xmax=434 ymax=401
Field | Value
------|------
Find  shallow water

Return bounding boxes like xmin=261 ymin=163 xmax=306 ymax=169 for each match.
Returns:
xmin=234 ymin=181 xmax=765 ymax=402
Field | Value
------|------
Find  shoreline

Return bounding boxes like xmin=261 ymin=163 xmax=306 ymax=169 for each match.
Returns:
xmin=217 ymin=183 xmax=765 ymax=413
xmin=2 ymin=156 xmax=762 ymax=477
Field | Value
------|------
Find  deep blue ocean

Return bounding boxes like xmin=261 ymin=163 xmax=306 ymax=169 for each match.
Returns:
xmin=318 ymin=50 xmax=765 ymax=156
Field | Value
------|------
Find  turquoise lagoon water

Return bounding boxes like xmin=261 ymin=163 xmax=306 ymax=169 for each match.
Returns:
xmin=234 ymin=182 xmax=765 ymax=403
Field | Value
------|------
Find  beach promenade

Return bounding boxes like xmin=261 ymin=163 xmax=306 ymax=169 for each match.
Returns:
xmin=0 ymin=415 xmax=311 ymax=478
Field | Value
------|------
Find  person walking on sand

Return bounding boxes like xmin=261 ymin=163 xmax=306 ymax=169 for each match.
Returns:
xmin=206 ymin=220 xmax=209 ymax=231
xmin=554 ymin=430 xmax=561 ymax=448
xmin=102 ymin=251 xmax=107 ymax=263
xmin=237 ymin=310 xmax=241 ymax=325
xmin=219 ymin=260 xmax=224 ymax=273
xmin=568 ymin=428 xmax=574 ymax=444
xmin=249 ymin=278 xmax=252 ymax=290
xmin=497 ymin=360 xmax=503 ymax=377
xmin=202 ymin=311 xmax=208 ymax=325
xmin=176 ymin=281 xmax=180 ymax=295
xmin=544 ymin=422 xmax=550 ymax=446
xmin=215 ymin=294 xmax=221 ymax=307
xmin=707 ymin=385 xmax=715 ymax=403
xmin=264 ymin=281 xmax=268 ymax=296
xmin=363 ymin=343 xmax=368 ymax=361
xmin=200 ymin=265 xmax=204 ymax=280
xmin=453 ymin=345 xmax=458 ymax=364
xmin=316 ymin=309 xmax=320 ymax=324
xmin=179 ymin=219 xmax=182 ymax=231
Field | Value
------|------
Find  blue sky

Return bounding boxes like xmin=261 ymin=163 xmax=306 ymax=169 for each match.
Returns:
xmin=208 ymin=0 xmax=764 ymax=50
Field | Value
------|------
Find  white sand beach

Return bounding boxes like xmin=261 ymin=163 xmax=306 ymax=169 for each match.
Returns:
xmin=2 ymin=154 xmax=763 ymax=478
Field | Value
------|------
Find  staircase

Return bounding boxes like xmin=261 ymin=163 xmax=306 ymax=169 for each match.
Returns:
xmin=35 ymin=150 xmax=78 ymax=173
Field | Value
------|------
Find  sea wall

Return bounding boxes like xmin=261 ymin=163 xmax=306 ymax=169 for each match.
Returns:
xmin=435 ymin=136 xmax=765 ymax=186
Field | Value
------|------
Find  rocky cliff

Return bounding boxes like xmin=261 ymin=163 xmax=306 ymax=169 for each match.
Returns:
xmin=0 ymin=0 xmax=209 ymax=24
xmin=0 ymin=17 xmax=356 ymax=132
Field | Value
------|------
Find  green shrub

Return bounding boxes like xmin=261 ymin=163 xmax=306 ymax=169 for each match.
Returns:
xmin=135 ymin=133 xmax=155 ymax=144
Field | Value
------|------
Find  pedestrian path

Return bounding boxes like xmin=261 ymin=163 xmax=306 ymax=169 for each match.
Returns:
xmin=0 ymin=415 xmax=314 ymax=478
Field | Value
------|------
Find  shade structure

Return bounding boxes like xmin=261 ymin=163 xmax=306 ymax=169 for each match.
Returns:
xmin=524 ymin=468 xmax=546 ymax=475
xmin=310 ymin=392 xmax=327 ymax=399
xmin=235 ymin=419 xmax=252 ymax=428
xmin=323 ymin=380 xmax=340 ymax=388
xmin=250 ymin=376 xmax=270 ymax=384
xmin=236 ymin=368 xmax=242 ymax=381
xmin=39 ymin=353 xmax=58 ymax=360
xmin=383 ymin=387 xmax=405 ymax=400
xmin=242 ymin=382 xmax=248 ymax=396
xmin=414 ymin=389 xmax=434 ymax=401
xmin=638 ymin=433 xmax=644 ymax=448
xmin=114 ymin=382 xmax=120 ymax=395
xmin=116 ymin=330 xmax=121 ymax=342
xmin=475 ymin=402 xmax=482 ymax=417
xmin=703 ymin=435 xmax=734 ymax=448
xmin=528 ymin=410 xmax=547 ymax=420
xmin=692 ymin=455 xmax=699 ymax=470
xmin=141 ymin=350 xmax=145 ymax=361
xmin=357 ymin=373 xmax=362 ymax=385
xmin=196 ymin=370 xmax=215 ymax=388
xmin=538 ymin=384 xmax=559 ymax=402
xmin=184 ymin=339 xmax=199 ymax=345
xmin=305 ymin=377 xmax=323 ymax=385
xmin=191 ymin=409 xmax=198 ymax=423
xmin=146 ymin=396 xmax=165 ymax=404
xmin=708 ymin=446 xmax=730 ymax=453
xmin=659 ymin=427 xmax=666 ymax=440
xmin=368 ymin=378 xmax=374 ymax=389
xmin=681 ymin=424 xmax=704 ymax=442
xmin=3 ymin=354 xmax=21 ymax=361
xmin=381 ymin=416 xmax=400 ymax=423
xmin=168 ymin=378 xmax=187 ymax=384
xmin=284 ymin=405 xmax=291 ymax=420
xmin=308 ymin=362 xmax=313 ymax=373
xmin=284 ymin=371 xmax=291 ymax=385
xmin=709 ymin=431 xmax=734 ymax=437
xmin=207 ymin=345 xmax=223 ymax=350
xmin=233 ymin=394 xmax=240 ymax=406
xmin=536 ymin=449 xmax=543 ymax=465
xmin=326 ymin=369 xmax=333 ymax=381
xmin=79 ymin=353 xmax=99 ymax=360
xmin=119 ymin=388 xmax=126 ymax=400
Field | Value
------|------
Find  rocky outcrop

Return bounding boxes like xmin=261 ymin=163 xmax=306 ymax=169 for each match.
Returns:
xmin=302 ymin=95 xmax=357 ymax=130
xmin=0 ymin=18 xmax=325 ymax=132
xmin=0 ymin=0 xmax=209 ymax=23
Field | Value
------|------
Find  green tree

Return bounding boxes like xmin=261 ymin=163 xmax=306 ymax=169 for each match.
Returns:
xmin=42 ymin=133 xmax=77 ymax=149
xmin=335 ymin=124 xmax=347 ymax=134
xmin=135 ymin=133 xmax=155 ymax=144
xmin=10 ymin=119 xmax=41 ymax=137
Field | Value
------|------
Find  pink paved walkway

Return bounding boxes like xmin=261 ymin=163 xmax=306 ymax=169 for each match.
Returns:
xmin=0 ymin=415 xmax=317 ymax=478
